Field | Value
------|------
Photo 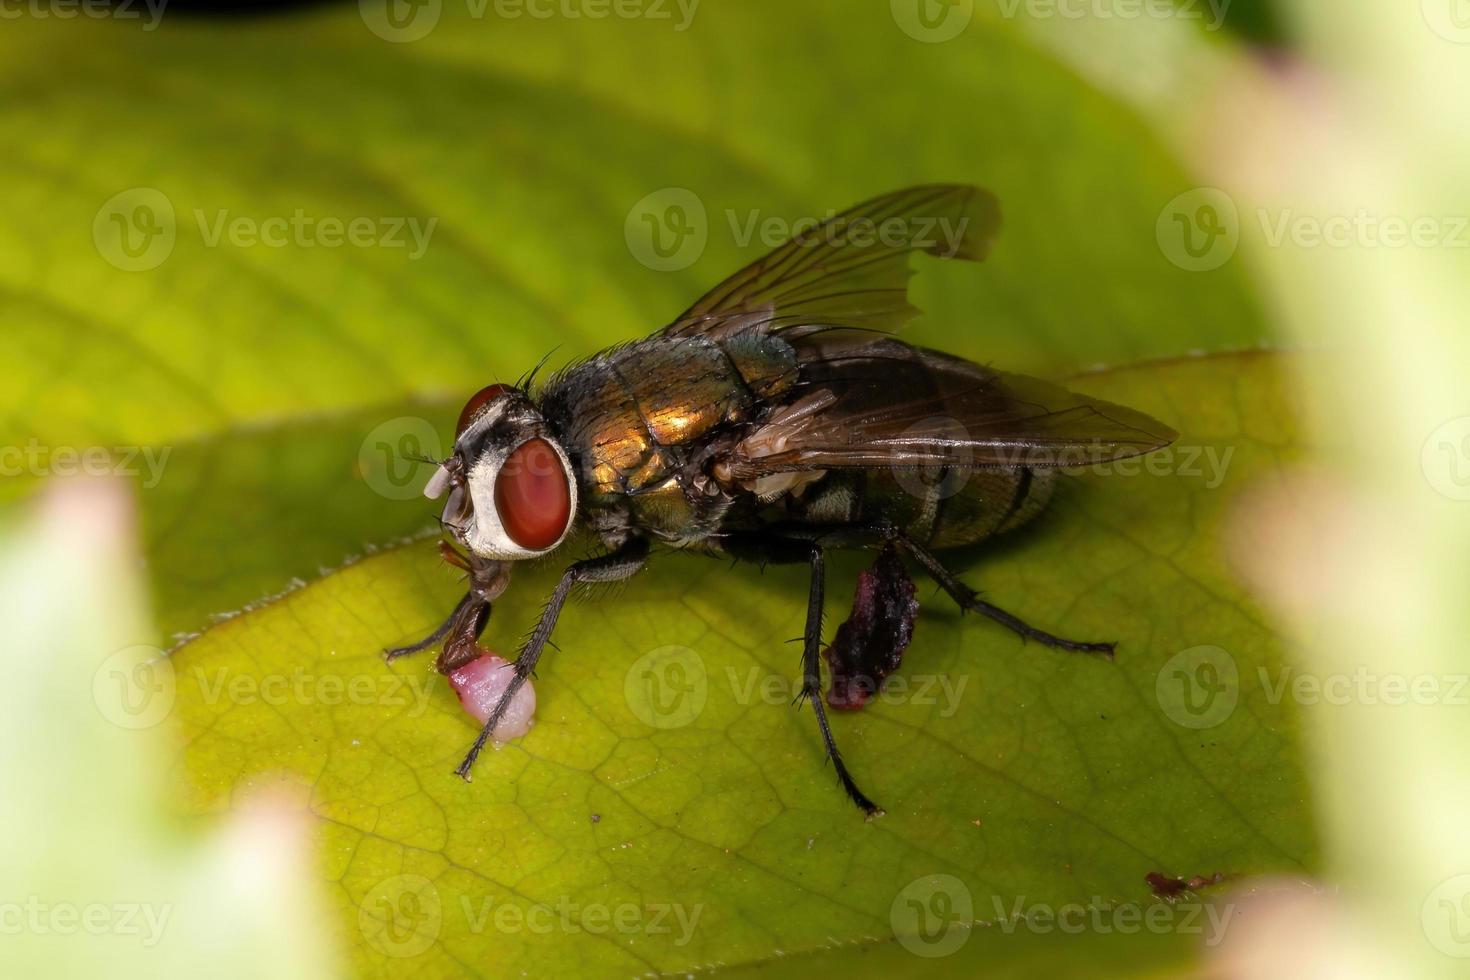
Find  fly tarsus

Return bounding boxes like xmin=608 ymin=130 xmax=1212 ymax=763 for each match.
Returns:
xmin=384 ymin=592 xmax=473 ymax=662
xmin=800 ymin=544 xmax=885 ymax=819
xmin=384 ymin=546 xmax=508 ymax=667
xmin=884 ymin=526 xmax=1116 ymax=659
xmin=964 ymin=595 xmax=1116 ymax=657
xmin=453 ymin=662 xmax=534 ymax=781
xmin=721 ymin=531 xmax=886 ymax=816
xmin=383 ymin=590 xmax=492 ymax=675
xmin=452 ymin=539 xmax=650 ymax=782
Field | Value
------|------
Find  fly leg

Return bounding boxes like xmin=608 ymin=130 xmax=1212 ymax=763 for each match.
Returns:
xmin=883 ymin=527 xmax=1116 ymax=657
xmin=453 ymin=538 xmax=649 ymax=781
xmin=719 ymin=531 xmax=883 ymax=816
xmin=384 ymin=591 xmax=474 ymax=661
xmin=434 ymin=598 xmax=494 ymax=674
xmin=384 ymin=542 xmax=510 ymax=672
xmin=799 ymin=543 xmax=884 ymax=817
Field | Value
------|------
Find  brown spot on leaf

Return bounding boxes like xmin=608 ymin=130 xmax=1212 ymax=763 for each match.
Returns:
xmin=1146 ymin=870 xmax=1229 ymax=901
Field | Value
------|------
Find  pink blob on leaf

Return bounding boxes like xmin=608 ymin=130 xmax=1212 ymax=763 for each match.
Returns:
xmin=447 ymin=653 xmax=537 ymax=740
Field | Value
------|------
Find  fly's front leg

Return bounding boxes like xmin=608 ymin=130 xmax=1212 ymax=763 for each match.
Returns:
xmin=453 ymin=538 xmax=650 ymax=781
xmin=384 ymin=544 xmax=509 ymax=671
xmin=435 ymin=598 xmax=493 ymax=674
xmin=384 ymin=592 xmax=475 ymax=662
xmin=884 ymin=526 xmax=1116 ymax=657
xmin=386 ymin=589 xmax=490 ymax=672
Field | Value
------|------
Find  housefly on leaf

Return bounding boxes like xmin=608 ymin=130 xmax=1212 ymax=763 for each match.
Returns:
xmin=386 ymin=184 xmax=1177 ymax=817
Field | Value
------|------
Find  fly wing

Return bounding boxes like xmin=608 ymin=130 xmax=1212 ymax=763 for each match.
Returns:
xmin=661 ymin=185 xmax=1001 ymax=340
xmin=725 ymin=335 xmax=1177 ymax=477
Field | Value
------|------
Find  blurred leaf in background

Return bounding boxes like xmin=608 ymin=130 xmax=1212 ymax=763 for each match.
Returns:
xmin=1196 ymin=0 xmax=1286 ymax=45
xmin=0 ymin=480 xmax=334 ymax=978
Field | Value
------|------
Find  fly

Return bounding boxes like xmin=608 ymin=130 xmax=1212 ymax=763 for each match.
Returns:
xmin=385 ymin=184 xmax=1178 ymax=817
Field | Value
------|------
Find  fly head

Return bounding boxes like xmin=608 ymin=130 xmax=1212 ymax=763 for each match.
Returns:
xmin=425 ymin=383 xmax=578 ymax=561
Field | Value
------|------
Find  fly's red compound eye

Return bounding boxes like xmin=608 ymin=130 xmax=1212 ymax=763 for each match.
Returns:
xmin=456 ymin=384 xmax=513 ymax=438
xmin=494 ymin=438 xmax=572 ymax=551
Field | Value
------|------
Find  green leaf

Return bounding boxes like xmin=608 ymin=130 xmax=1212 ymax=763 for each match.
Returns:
xmin=0 ymin=6 xmax=1273 ymax=639
xmin=169 ymin=351 xmax=1313 ymax=976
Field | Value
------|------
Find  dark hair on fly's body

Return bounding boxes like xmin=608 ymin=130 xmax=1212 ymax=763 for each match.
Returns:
xmin=517 ymin=347 xmax=560 ymax=394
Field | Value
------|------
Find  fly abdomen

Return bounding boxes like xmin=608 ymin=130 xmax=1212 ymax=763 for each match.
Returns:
xmin=775 ymin=465 xmax=1055 ymax=550
xmin=923 ymin=466 xmax=1055 ymax=548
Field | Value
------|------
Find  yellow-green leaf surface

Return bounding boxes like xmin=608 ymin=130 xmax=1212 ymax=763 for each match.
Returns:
xmin=0 ymin=6 xmax=1273 ymax=640
xmin=170 ymin=351 xmax=1313 ymax=977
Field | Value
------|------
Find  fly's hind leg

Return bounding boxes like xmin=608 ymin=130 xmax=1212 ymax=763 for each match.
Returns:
xmin=883 ymin=527 xmax=1116 ymax=658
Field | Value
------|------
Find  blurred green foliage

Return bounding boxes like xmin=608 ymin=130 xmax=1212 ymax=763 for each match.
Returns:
xmin=1202 ymin=0 xmax=1286 ymax=44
